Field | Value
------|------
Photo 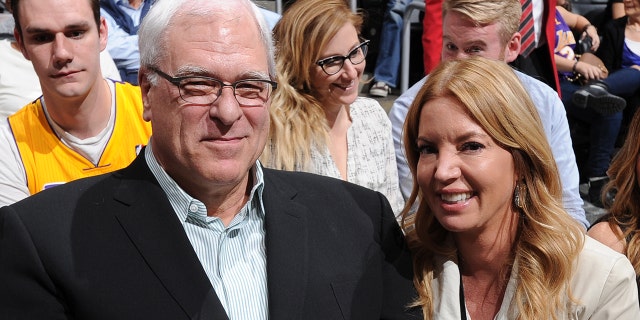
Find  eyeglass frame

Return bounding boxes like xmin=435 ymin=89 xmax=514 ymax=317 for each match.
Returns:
xmin=149 ymin=67 xmax=278 ymax=106
xmin=315 ymin=40 xmax=370 ymax=76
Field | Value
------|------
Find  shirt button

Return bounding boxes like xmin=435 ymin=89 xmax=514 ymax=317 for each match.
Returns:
xmin=189 ymin=204 xmax=198 ymax=213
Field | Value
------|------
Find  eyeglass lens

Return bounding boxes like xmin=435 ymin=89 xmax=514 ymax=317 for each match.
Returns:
xmin=178 ymin=78 xmax=273 ymax=106
xmin=320 ymin=41 xmax=369 ymax=75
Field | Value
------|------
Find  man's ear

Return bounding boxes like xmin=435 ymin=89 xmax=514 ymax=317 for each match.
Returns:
xmin=139 ymin=67 xmax=153 ymax=122
xmin=13 ymin=28 xmax=30 ymax=61
xmin=98 ymin=16 xmax=108 ymax=52
xmin=505 ymin=33 xmax=522 ymax=63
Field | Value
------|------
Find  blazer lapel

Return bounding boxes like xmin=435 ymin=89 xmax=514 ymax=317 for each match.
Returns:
xmin=111 ymin=154 xmax=229 ymax=319
xmin=263 ymin=171 xmax=310 ymax=319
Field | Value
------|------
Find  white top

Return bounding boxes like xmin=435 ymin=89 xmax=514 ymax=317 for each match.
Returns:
xmin=0 ymin=39 xmax=121 ymax=119
xmin=532 ymin=0 xmax=544 ymax=47
xmin=0 ymin=80 xmax=118 ymax=207
xmin=624 ymin=37 xmax=640 ymax=56
xmin=301 ymin=97 xmax=405 ymax=216
xmin=0 ymin=39 xmax=42 ymax=119
xmin=390 ymin=71 xmax=588 ymax=228
xmin=431 ymin=236 xmax=640 ymax=319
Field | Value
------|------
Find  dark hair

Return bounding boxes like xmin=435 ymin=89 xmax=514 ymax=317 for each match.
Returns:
xmin=12 ymin=0 xmax=100 ymax=38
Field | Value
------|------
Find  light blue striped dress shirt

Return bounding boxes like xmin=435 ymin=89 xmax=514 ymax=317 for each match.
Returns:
xmin=144 ymin=143 xmax=268 ymax=319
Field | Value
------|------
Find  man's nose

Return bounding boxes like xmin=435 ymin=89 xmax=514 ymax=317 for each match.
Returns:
xmin=210 ymin=87 xmax=243 ymax=125
xmin=52 ymin=34 xmax=73 ymax=69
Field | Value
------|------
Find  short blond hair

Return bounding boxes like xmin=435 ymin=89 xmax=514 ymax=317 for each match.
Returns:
xmin=443 ymin=0 xmax=522 ymax=46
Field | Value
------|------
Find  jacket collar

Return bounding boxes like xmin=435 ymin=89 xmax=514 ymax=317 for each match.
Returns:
xmin=112 ymin=152 xmax=229 ymax=319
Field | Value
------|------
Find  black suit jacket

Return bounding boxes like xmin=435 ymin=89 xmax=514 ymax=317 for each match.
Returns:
xmin=0 ymin=153 xmax=420 ymax=319
xmin=597 ymin=16 xmax=626 ymax=73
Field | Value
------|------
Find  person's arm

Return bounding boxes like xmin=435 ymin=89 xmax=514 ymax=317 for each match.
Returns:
xmin=554 ymin=54 xmax=606 ymax=80
xmin=556 ymin=6 xmax=600 ymax=50
xmin=517 ymin=72 xmax=589 ymax=228
xmin=388 ymin=77 xmax=427 ymax=200
xmin=101 ymin=9 xmax=141 ymax=70
xmin=582 ymin=23 xmax=600 ymax=51
xmin=0 ymin=206 xmax=69 ymax=318
xmin=547 ymin=94 xmax=589 ymax=229
xmin=612 ymin=2 xmax=625 ymax=20
xmin=0 ymin=121 xmax=31 ymax=206
xmin=379 ymin=107 xmax=406 ymax=217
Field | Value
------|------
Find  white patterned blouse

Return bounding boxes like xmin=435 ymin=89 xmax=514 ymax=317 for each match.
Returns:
xmin=301 ymin=97 xmax=405 ymax=217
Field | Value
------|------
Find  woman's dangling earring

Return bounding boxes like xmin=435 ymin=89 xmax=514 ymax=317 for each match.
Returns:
xmin=513 ymin=183 xmax=523 ymax=209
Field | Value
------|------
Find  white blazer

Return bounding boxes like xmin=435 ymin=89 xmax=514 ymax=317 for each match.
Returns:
xmin=431 ymin=236 xmax=639 ymax=319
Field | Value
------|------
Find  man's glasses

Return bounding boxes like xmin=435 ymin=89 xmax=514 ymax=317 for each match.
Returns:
xmin=315 ymin=40 xmax=370 ymax=75
xmin=151 ymin=67 xmax=277 ymax=107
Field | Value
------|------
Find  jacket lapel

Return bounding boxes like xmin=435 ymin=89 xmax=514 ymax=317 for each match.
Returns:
xmin=263 ymin=171 xmax=310 ymax=319
xmin=111 ymin=154 xmax=229 ymax=319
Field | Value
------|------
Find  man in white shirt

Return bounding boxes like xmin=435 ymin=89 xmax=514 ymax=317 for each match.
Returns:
xmin=390 ymin=0 xmax=588 ymax=228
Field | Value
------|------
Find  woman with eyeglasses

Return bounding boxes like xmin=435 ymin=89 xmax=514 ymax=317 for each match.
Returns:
xmin=261 ymin=0 xmax=404 ymax=216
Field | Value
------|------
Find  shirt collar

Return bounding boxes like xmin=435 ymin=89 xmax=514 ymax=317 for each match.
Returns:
xmin=144 ymin=139 xmax=265 ymax=227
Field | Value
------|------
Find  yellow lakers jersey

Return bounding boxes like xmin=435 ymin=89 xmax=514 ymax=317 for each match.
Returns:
xmin=8 ymin=81 xmax=152 ymax=195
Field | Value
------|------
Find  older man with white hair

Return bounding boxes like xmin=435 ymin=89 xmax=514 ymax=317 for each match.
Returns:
xmin=0 ymin=0 xmax=419 ymax=318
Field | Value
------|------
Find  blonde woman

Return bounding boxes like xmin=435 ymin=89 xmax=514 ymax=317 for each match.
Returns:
xmin=261 ymin=0 xmax=404 ymax=215
xmin=402 ymin=57 xmax=639 ymax=319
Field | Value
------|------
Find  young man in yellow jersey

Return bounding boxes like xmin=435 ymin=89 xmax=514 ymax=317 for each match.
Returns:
xmin=0 ymin=0 xmax=151 ymax=206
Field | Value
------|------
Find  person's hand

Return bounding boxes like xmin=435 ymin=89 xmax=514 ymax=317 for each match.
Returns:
xmin=581 ymin=25 xmax=600 ymax=51
xmin=631 ymin=65 xmax=640 ymax=71
xmin=575 ymin=61 xmax=605 ymax=80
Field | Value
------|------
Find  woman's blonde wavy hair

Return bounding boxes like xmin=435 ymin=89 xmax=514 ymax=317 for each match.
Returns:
xmin=260 ymin=0 xmax=363 ymax=170
xmin=601 ymin=110 xmax=640 ymax=278
xmin=401 ymin=57 xmax=584 ymax=319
